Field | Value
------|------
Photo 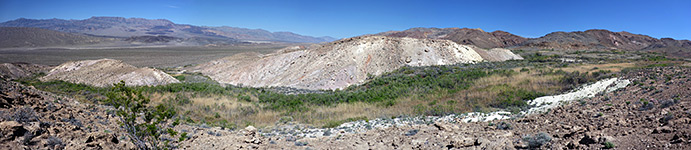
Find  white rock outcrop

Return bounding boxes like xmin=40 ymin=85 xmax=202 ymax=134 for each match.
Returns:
xmin=41 ymin=59 xmax=179 ymax=87
xmin=193 ymin=36 xmax=511 ymax=90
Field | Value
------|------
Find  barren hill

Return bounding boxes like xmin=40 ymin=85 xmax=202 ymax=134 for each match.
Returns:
xmin=40 ymin=59 xmax=179 ymax=87
xmin=192 ymin=36 xmax=522 ymax=90
xmin=377 ymin=27 xmax=528 ymax=49
xmin=379 ymin=28 xmax=691 ymax=58
xmin=0 ymin=27 xmax=111 ymax=48
xmin=518 ymin=29 xmax=691 ymax=57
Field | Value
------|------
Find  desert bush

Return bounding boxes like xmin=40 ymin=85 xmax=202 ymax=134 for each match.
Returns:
xmin=105 ymin=81 xmax=182 ymax=149
xmin=524 ymin=53 xmax=559 ymax=62
xmin=237 ymin=94 xmax=252 ymax=102
xmin=173 ymin=75 xmax=185 ymax=81
xmin=404 ymin=129 xmax=419 ymax=136
xmin=660 ymin=113 xmax=675 ymax=124
xmin=659 ymin=99 xmax=679 ymax=108
xmin=17 ymin=79 xmax=107 ymax=103
xmin=603 ymin=141 xmax=615 ymax=149
xmin=46 ymin=136 xmax=65 ymax=149
xmin=638 ymin=101 xmax=655 ymax=111
xmin=522 ymin=132 xmax=552 ymax=148
xmin=294 ymin=141 xmax=308 ymax=146
xmin=60 ymin=117 xmax=83 ymax=128
xmin=496 ymin=121 xmax=512 ymax=130
xmin=12 ymin=106 xmax=39 ymax=123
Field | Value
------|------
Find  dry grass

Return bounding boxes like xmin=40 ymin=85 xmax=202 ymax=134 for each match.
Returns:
xmin=297 ymin=97 xmax=428 ymax=126
xmin=559 ymin=63 xmax=635 ymax=74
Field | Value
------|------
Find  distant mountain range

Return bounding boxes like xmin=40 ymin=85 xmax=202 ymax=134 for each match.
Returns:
xmin=0 ymin=27 xmax=114 ymax=48
xmin=0 ymin=16 xmax=336 ymax=43
xmin=378 ymin=28 xmax=691 ymax=58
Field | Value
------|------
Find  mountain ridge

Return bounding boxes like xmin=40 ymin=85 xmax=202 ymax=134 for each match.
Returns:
xmin=0 ymin=27 xmax=114 ymax=48
xmin=0 ymin=16 xmax=336 ymax=43
xmin=377 ymin=27 xmax=691 ymax=58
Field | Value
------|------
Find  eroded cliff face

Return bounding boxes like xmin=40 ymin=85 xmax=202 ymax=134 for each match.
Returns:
xmin=193 ymin=36 xmax=523 ymax=90
xmin=40 ymin=59 xmax=179 ymax=87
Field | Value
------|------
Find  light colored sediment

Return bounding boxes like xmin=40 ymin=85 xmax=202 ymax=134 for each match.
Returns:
xmin=525 ymin=78 xmax=630 ymax=114
xmin=40 ymin=58 xmax=179 ymax=87
xmin=193 ymin=36 xmax=522 ymax=90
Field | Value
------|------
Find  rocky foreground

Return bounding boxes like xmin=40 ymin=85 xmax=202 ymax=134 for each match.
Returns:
xmin=0 ymin=78 xmax=131 ymax=149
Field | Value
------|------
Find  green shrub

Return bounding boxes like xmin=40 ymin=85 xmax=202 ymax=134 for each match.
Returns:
xmin=603 ymin=141 xmax=615 ymax=149
xmin=522 ymin=132 xmax=552 ymax=148
xmin=173 ymin=75 xmax=186 ymax=81
xmin=237 ymin=94 xmax=252 ymax=102
xmin=496 ymin=121 xmax=512 ymax=130
xmin=105 ymin=81 xmax=182 ymax=149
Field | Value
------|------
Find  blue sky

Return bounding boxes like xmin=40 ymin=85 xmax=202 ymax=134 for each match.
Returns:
xmin=1 ymin=0 xmax=689 ymax=40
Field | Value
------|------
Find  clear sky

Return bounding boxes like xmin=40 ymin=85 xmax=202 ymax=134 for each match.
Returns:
xmin=1 ymin=0 xmax=689 ymax=40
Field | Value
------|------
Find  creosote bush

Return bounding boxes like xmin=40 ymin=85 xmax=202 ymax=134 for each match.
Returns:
xmin=105 ymin=81 xmax=183 ymax=150
xmin=523 ymin=132 xmax=552 ymax=148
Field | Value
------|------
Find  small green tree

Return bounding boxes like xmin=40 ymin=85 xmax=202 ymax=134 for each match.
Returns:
xmin=105 ymin=81 xmax=179 ymax=149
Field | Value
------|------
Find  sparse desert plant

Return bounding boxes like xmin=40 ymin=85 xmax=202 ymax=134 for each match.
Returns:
xmin=603 ymin=141 xmax=615 ymax=149
xmin=659 ymin=99 xmax=678 ymax=108
xmin=294 ymin=141 xmax=308 ymax=146
xmin=639 ymin=100 xmax=655 ymax=111
xmin=105 ymin=80 xmax=182 ymax=149
xmin=237 ymin=94 xmax=252 ymax=102
xmin=46 ymin=136 xmax=65 ymax=149
xmin=496 ymin=121 xmax=512 ymax=130
xmin=522 ymin=132 xmax=552 ymax=148
xmin=9 ymin=106 xmax=39 ymax=123
xmin=520 ymin=68 xmax=530 ymax=72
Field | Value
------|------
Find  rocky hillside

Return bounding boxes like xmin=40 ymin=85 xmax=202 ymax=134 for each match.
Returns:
xmin=40 ymin=59 xmax=179 ymax=87
xmin=192 ymin=36 xmax=523 ymax=90
xmin=0 ymin=63 xmax=51 ymax=80
xmin=0 ymin=17 xmax=335 ymax=43
xmin=379 ymin=28 xmax=691 ymax=58
xmin=519 ymin=29 xmax=691 ymax=57
xmin=377 ymin=27 xmax=528 ymax=49
xmin=0 ymin=27 xmax=111 ymax=48
xmin=0 ymin=79 xmax=131 ymax=149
